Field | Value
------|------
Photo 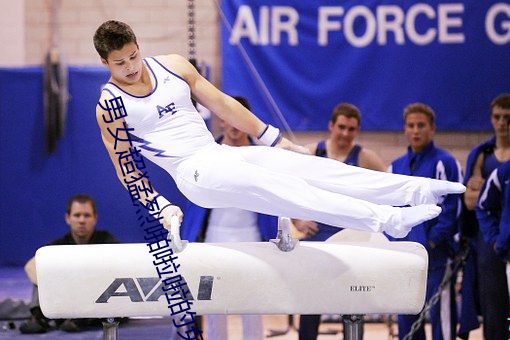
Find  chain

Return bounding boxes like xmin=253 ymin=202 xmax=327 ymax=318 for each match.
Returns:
xmin=402 ymin=242 xmax=470 ymax=340
xmin=187 ymin=0 xmax=196 ymax=61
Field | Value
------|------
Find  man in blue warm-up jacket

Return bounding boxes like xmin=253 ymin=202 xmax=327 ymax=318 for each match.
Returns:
xmin=388 ymin=103 xmax=462 ymax=340
xmin=477 ymin=160 xmax=510 ymax=260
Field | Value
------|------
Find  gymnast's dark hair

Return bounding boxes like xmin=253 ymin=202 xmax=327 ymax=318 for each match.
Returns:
xmin=93 ymin=20 xmax=138 ymax=60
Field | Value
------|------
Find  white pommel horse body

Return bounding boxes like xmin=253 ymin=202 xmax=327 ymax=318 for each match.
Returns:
xmin=36 ymin=229 xmax=428 ymax=340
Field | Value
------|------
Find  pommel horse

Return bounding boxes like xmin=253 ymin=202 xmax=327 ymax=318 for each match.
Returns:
xmin=35 ymin=220 xmax=428 ymax=340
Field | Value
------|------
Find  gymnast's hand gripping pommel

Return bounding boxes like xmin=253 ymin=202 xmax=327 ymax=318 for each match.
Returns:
xmin=158 ymin=203 xmax=186 ymax=252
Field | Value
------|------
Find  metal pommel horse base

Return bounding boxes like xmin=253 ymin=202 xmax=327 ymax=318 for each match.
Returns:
xmin=102 ymin=318 xmax=119 ymax=340
xmin=35 ymin=227 xmax=428 ymax=340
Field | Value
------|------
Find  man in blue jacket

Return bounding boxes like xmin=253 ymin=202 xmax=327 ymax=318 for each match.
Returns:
xmin=388 ymin=103 xmax=462 ymax=340
xmin=477 ymin=160 xmax=510 ymax=260
xmin=181 ymin=96 xmax=278 ymax=340
xmin=460 ymin=93 xmax=510 ymax=340
xmin=474 ymin=115 xmax=510 ymax=340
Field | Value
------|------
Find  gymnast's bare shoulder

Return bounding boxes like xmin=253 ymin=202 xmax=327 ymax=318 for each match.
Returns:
xmin=152 ymin=54 xmax=197 ymax=81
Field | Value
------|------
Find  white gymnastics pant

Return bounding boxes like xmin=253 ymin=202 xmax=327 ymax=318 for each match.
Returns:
xmin=171 ymin=144 xmax=436 ymax=234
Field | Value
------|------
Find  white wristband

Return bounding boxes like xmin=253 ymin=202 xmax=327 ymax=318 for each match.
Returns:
xmin=148 ymin=195 xmax=172 ymax=215
xmin=258 ymin=124 xmax=282 ymax=146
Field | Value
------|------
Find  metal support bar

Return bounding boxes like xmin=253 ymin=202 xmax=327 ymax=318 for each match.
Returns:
xmin=187 ymin=0 xmax=196 ymax=60
xmin=343 ymin=314 xmax=363 ymax=340
xmin=102 ymin=318 xmax=119 ymax=340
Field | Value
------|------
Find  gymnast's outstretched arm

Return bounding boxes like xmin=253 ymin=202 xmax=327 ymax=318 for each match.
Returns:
xmin=157 ymin=54 xmax=309 ymax=154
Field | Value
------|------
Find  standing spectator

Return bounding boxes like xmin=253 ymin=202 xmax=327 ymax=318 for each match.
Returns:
xmin=477 ymin=160 xmax=510 ymax=263
xmin=296 ymin=102 xmax=386 ymax=340
xmin=460 ymin=93 xmax=510 ymax=340
xmin=388 ymin=103 xmax=462 ymax=340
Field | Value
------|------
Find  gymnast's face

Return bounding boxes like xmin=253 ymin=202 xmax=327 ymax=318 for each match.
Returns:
xmin=404 ymin=112 xmax=435 ymax=154
xmin=329 ymin=115 xmax=360 ymax=148
xmin=65 ymin=201 xmax=98 ymax=244
xmin=101 ymin=42 xmax=143 ymax=85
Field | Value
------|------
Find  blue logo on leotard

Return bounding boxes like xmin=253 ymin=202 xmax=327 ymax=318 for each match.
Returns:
xmin=157 ymin=102 xmax=177 ymax=118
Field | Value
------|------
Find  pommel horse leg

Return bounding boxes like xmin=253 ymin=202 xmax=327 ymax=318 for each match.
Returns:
xmin=343 ymin=314 xmax=363 ymax=340
xmin=102 ymin=318 xmax=119 ymax=340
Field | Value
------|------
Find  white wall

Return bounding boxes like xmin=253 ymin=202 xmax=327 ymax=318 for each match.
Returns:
xmin=0 ymin=0 xmax=220 ymax=84
xmin=0 ymin=0 xmax=25 ymax=66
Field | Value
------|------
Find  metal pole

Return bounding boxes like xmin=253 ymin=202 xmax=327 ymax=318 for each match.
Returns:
xmin=343 ymin=314 xmax=363 ymax=340
xmin=187 ymin=0 xmax=196 ymax=61
xmin=102 ymin=318 xmax=119 ymax=340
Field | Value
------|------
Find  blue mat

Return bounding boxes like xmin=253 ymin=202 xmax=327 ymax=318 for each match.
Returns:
xmin=0 ymin=317 xmax=180 ymax=339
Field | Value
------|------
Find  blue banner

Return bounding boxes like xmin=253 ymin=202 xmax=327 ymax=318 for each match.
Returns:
xmin=221 ymin=1 xmax=510 ymax=131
